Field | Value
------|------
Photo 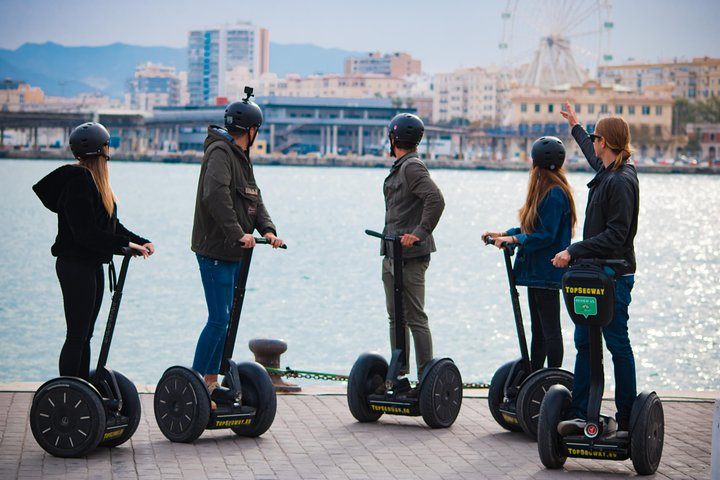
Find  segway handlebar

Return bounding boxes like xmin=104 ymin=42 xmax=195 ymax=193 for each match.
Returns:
xmin=483 ymin=235 xmax=517 ymax=252
xmin=120 ymin=246 xmax=142 ymax=256
xmin=365 ymin=229 xmax=422 ymax=246
xmin=571 ymin=258 xmax=629 ymax=269
xmin=239 ymin=237 xmax=288 ymax=249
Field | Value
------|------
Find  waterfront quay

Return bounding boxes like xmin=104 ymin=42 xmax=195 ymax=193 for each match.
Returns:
xmin=0 ymin=384 xmax=714 ymax=480
xmin=3 ymin=150 xmax=719 ymax=175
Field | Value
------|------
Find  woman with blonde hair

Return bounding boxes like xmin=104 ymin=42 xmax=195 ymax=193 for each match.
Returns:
xmin=553 ymin=104 xmax=640 ymax=436
xmin=33 ymin=122 xmax=154 ymax=380
xmin=485 ymin=136 xmax=577 ymax=371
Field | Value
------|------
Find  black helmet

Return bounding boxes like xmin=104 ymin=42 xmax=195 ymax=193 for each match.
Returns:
xmin=69 ymin=122 xmax=110 ymax=159
xmin=388 ymin=113 xmax=424 ymax=146
xmin=224 ymin=86 xmax=263 ymax=133
xmin=531 ymin=136 xmax=565 ymax=170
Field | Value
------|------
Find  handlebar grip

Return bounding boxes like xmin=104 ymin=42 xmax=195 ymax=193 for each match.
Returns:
xmin=365 ymin=229 xmax=383 ymax=239
xmin=241 ymin=237 xmax=288 ymax=249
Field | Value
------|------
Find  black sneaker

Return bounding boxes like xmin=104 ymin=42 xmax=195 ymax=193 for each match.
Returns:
xmin=209 ymin=382 xmax=237 ymax=405
xmin=616 ymin=416 xmax=629 ymax=439
xmin=557 ymin=418 xmax=585 ymax=436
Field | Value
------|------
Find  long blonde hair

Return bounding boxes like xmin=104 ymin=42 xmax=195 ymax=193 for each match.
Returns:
xmin=595 ymin=116 xmax=633 ymax=170
xmin=79 ymin=151 xmax=116 ymax=216
xmin=519 ymin=166 xmax=577 ymax=236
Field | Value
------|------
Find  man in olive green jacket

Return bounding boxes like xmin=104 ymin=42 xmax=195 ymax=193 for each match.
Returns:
xmin=190 ymin=92 xmax=283 ymax=407
xmin=382 ymin=113 xmax=445 ymax=381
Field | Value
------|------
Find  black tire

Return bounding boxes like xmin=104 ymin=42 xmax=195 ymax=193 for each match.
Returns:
xmin=153 ymin=367 xmax=210 ymax=443
xmin=30 ymin=377 xmax=105 ymax=457
xmin=516 ymin=369 xmax=573 ymax=440
xmin=537 ymin=384 xmax=570 ymax=469
xmin=487 ymin=360 xmax=524 ymax=432
xmin=90 ymin=369 xmax=142 ymax=448
xmin=419 ymin=359 xmax=463 ymax=428
xmin=630 ymin=392 xmax=664 ymax=475
xmin=224 ymin=361 xmax=277 ymax=437
xmin=347 ymin=352 xmax=388 ymax=423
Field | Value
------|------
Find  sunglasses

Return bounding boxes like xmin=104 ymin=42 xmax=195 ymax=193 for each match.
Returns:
xmin=590 ymin=134 xmax=603 ymax=143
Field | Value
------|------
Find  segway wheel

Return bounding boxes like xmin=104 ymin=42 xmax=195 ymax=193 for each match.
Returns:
xmin=516 ymin=369 xmax=573 ymax=440
xmin=223 ymin=361 xmax=277 ymax=437
xmin=153 ymin=367 xmax=210 ymax=443
xmin=630 ymin=392 xmax=664 ymax=475
xmin=537 ymin=384 xmax=570 ymax=469
xmin=30 ymin=377 xmax=106 ymax=457
xmin=487 ymin=360 xmax=523 ymax=432
xmin=419 ymin=359 xmax=462 ymax=428
xmin=347 ymin=352 xmax=388 ymax=423
xmin=90 ymin=369 xmax=142 ymax=448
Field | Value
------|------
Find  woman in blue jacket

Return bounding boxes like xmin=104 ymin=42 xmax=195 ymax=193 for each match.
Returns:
xmin=484 ymin=137 xmax=577 ymax=370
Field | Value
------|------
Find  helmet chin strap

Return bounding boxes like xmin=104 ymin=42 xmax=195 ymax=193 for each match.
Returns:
xmin=248 ymin=129 xmax=258 ymax=149
xmin=389 ymin=136 xmax=396 ymax=158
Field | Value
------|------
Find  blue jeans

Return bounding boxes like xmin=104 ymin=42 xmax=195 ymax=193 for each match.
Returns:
xmin=192 ymin=254 xmax=242 ymax=376
xmin=568 ymin=275 xmax=636 ymax=422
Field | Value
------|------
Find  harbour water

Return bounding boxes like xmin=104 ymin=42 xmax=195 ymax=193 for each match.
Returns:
xmin=1 ymin=159 xmax=718 ymax=392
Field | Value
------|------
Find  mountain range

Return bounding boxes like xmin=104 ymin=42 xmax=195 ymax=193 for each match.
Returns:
xmin=0 ymin=42 xmax=365 ymax=98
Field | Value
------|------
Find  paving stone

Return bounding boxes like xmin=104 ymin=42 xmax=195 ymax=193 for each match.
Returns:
xmin=0 ymin=391 xmax=715 ymax=479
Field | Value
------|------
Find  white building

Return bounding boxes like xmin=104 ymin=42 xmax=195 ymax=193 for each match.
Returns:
xmin=188 ymin=22 xmax=270 ymax=105
xmin=432 ymin=67 xmax=498 ymax=125
xmin=126 ymin=63 xmax=182 ymax=111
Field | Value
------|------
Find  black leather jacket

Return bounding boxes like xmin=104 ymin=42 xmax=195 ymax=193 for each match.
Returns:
xmin=567 ymin=125 xmax=639 ymax=275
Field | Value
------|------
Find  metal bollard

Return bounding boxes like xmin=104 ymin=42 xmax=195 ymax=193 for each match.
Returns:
xmin=248 ymin=338 xmax=301 ymax=393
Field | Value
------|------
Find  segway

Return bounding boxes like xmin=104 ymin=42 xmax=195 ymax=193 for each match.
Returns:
xmin=483 ymin=236 xmax=573 ymax=439
xmin=347 ymin=229 xmax=462 ymax=428
xmin=30 ymin=248 xmax=142 ymax=457
xmin=153 ymin=237 xmax=285 ymax=443
xmin=537 ymin=259 xmax=664 ymax=475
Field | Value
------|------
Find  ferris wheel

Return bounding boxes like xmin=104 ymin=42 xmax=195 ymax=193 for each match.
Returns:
xmin=499 ymin=0 xmax=614 ymax=88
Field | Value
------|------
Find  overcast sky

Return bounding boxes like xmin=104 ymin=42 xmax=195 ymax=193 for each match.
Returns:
xmin=1 ymin=0 xmax=718 ymax=73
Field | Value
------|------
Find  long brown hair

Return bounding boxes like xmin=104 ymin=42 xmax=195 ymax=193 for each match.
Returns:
xmin=79 ymin=150 xmax=116 ymax=216
xmin=595 ymin=116 xmax=633 ymax=170
xmin=519 ymin=166 xmax=577 ymax=236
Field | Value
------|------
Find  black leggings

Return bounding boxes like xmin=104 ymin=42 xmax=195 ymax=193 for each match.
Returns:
xmin=56 ymin=257 xmax=104 ymax=380
xmin=528 ymin=287 xmax=563 ymax=370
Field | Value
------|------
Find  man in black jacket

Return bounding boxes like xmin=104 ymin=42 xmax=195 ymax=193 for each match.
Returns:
xmin=553 ymin=103 xmax=639 ymax=436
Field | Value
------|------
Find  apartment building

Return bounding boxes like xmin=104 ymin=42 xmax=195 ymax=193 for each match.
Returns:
xmin=188 ymin=22 xmax=269 ymax=105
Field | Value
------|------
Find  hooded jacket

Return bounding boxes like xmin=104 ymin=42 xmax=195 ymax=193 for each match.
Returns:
xmin=33 ymin=164 xmax=149 ymax=265
xmin=191 ymin=126 xmax=276 ymax=262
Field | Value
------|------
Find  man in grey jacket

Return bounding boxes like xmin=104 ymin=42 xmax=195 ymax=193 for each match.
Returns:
xmin=190 ymin=87 xmax=283 ymax=407
xmin=382 ymin=113 xmax=445 ymax=382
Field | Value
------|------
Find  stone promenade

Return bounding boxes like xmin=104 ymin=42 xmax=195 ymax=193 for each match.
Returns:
xmin=0 ymin=387 xmax=715 ymax=480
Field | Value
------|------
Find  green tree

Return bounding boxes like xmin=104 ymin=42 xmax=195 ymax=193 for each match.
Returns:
xmin=672 ymin=98 xmax=697 ymax=135
xmin=696 ymin=95 xmax=720 ymax=123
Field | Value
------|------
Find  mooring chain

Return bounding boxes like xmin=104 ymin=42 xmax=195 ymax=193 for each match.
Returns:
xmin=266 ymin=367 xmax=489 ymax=389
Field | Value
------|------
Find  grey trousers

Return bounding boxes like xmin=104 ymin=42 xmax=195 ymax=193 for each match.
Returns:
xmin=382 ymin=256 xmax=433 ymax=378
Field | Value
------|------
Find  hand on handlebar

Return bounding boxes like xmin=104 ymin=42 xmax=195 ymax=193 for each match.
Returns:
xmin=263 ymin=232 xmax=284 ymax=249
xmin=239 ymin=233 xmax=256 ymax=248
xmin=400 ymin=233 xmax=420 ymax=247
xmin=128 ymin=242 xmax=152 ymax=258
xmin=551 ymin=249 xmax=572 ymax=268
